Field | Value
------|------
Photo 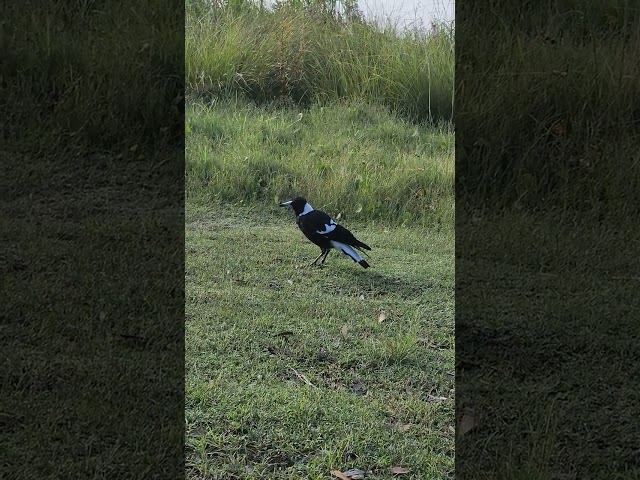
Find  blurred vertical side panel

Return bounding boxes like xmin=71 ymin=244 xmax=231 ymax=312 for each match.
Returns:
xmin=456 ymin=1 xmax=640 ymax=478
xmin=1 ymin=0 xmax=185 ymax=478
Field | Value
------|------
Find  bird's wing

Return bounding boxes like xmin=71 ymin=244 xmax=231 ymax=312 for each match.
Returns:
xmin=308 ymin=210 xmax=338 ymax=235
xmin=316 ymin=219 xmax=338 ymax=234
xmin=319 ymin=223 xmax=355 ymax=242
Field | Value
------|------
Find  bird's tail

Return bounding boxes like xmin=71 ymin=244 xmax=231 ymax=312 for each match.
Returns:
xmin=330 ymin=241 xmax=370 ymax=268
xmin=353 ymin=239 xmax=371 ymax=251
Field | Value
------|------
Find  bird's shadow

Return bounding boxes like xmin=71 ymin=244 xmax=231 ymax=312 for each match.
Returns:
xmin=318 ymin=264 xmax=425 ymax=299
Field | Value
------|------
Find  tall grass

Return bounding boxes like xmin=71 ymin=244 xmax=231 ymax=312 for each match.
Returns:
xmin=456 ymin=0 xmax=640 ymax=218
xmin=186 ymin=99 xmax=454 ymax=227
xmin=186 ymin=0 xmax=454 ymax=123
xmin=185 ymin=0 xmax=455 ymax=225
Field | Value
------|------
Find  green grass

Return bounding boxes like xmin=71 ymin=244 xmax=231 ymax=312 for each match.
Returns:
xmin=185 ymin=2 xmax=455 ymax=477
xmin=186 ymin=0 xmax=454 ymax=123
xmin=186 ymin=99 xmax=454 ymax=227
xmin=185 ymin=203 xmax=454 ymax=479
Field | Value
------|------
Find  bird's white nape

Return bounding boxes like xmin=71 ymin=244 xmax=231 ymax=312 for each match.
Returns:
xmin=330 ymin=240 xmax=363 ymax=263
xmin=297 ymin=202 xmax=314 ymax=217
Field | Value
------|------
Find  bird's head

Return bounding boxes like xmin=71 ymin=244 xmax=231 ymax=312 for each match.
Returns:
xmin=279 ymin=196 xmax=310 ymax=216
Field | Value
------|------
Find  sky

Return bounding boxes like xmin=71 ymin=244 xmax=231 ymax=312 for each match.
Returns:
xmin=356 ymin=0 xmax=454 ymax=29
xmin=260 ymin=0 xmax=455 ymax=31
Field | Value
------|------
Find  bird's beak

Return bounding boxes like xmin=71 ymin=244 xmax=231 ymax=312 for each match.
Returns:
xmin=279 ymin=200 xmax=292 ymax=207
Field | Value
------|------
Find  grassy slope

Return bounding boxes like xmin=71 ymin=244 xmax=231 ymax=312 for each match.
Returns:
xmin=186 ymin=100 xmax=454 ymax=227
xmin=185 ymin=203 xmax=454 ymax=479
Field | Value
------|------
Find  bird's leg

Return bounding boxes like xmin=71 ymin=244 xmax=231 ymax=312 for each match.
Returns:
xmin=310 ymin=250 xmax=324 ymax=266
xmin=320 ymin=249 xmax=331 ymax=264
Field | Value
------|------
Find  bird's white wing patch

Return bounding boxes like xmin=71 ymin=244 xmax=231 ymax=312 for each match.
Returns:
xmin=330 ymin=240 xmax=363 ymax=263
xmin=317 ymin=220 xmax=337 ymax=235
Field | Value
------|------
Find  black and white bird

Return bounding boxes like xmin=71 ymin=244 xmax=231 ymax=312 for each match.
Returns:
xmin=279 ymin=196 xmax=371 ymax=268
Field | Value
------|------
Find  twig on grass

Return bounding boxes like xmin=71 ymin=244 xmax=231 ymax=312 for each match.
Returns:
xmin=290 ymin=367 xmax=317 ymax=388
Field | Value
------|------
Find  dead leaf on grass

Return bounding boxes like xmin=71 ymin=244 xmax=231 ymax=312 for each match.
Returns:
xmin=459 ymin=408 xmax=476 ymax=436
xmin=342 ymin=468 xmax=365 ymax=479
xmin=390 ymin=466 xmax=410 ymax=474
xmin=378 ymin=311 xmax=387 ymax=323
xmin=392 ymin=422 xmax=412 ymax=433
xmin=426 ymin=394 xmax=448 ymax=402
xmin=359 ymin=294 xmax=365 ymax=300
xmin=341 ymin=325 xmax=349 ymax=336
xmin=331 ymin=469 xmax=350 ymax=480
xmin=351 ymin=382 xmax=366 ymax=395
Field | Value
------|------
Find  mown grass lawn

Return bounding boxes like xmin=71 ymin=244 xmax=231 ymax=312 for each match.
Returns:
xmin=185 ymin=202 xmax=454 ymax=479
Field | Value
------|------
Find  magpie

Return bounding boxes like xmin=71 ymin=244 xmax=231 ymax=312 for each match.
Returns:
xmin=279 ymin=196 xmax=371 ymax=268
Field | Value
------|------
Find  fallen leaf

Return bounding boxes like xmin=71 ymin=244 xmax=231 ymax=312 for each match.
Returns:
xmin=378 ymin=311 xmax=387 ymax=323
xmin=459 ymin=408 xmax=476 ymax=436
xmin=392 ymin=422 xmax=412 ymax=433
xmin=331 ymin=469 xmax=350 ymax=480
xmin=359 ymin=294 xmax=365 ymax=300
xmin=448 ymin=425 xmax=455 ymax=433
xmin=390 ymin=466 xmax=410 ymax=474
xmin=351 ymin=382 xmax=366 ymax=395
xmin=287 ymin=279 xmax=293 ymax=285
xmin=341 ymin=325 xmax=349 ymax=336
xmin=342 ymin=468 xmax=365 ymax=479
xmin=426 ymin=394 xmax=448 ymax=402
